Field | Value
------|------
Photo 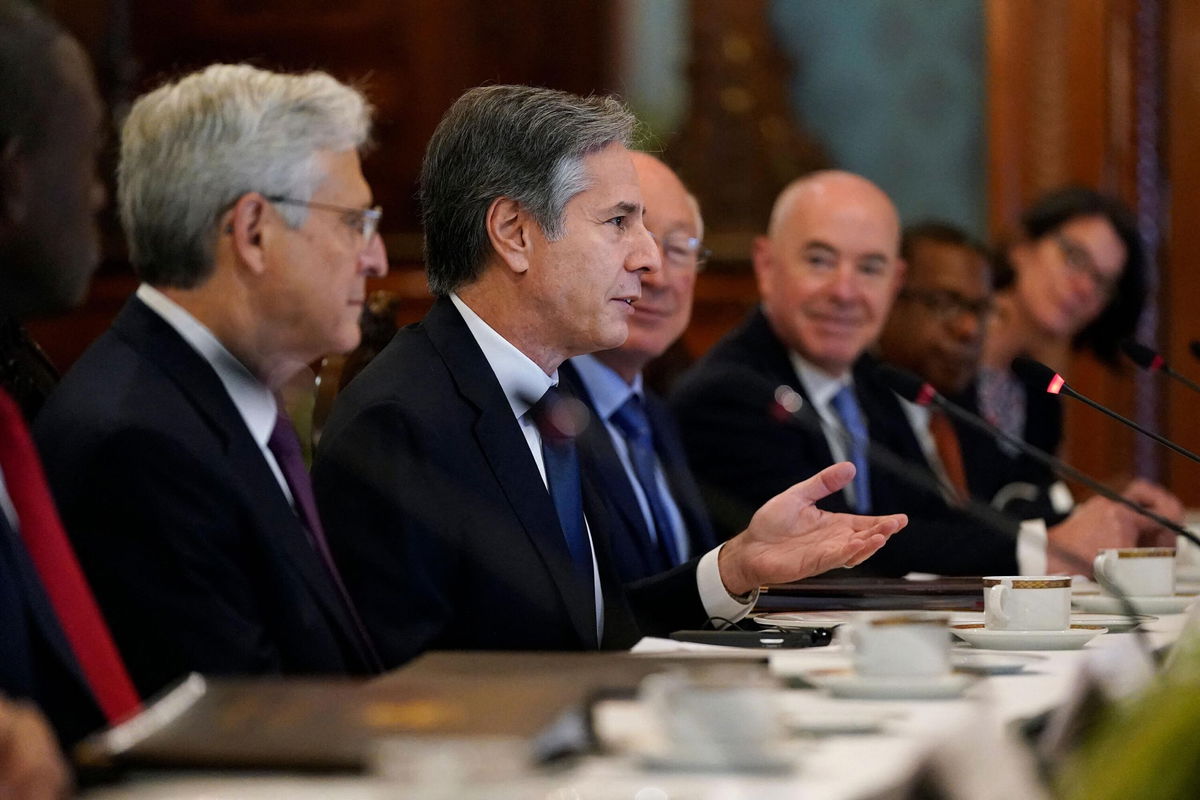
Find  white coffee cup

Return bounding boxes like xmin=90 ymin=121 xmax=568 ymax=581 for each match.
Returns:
xmin=983 ymin=576 xmax=1072 ymax=631
xmin=1094 ymin=547 xmax=1176 ymax=597
xmin=640 ymin=669 xmax=780 ymax=759
xmin=846 ymin=612 xmax=951 ymax=678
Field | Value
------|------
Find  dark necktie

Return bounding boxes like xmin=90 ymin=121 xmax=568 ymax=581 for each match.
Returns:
xmin=530 ymin=387 xmax=594 ymax=579
xmin=608 ymin=394 xmax=682 ymax=568
xmin=0 ymin=389 xmax=141 ymax=724
xmin=830 ymin=385 xmax=871 ymax=513
xmin=267 ymin=410 xmax=381 ymax=670
xmin=929 ymin=408 xmax=969 ymax=503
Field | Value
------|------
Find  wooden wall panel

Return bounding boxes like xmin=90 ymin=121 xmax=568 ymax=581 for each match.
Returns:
xmin=983 ymin=0 xmax=1190 ymax=500
xmin=1164 ymin=0 xmax=1200 ymax=505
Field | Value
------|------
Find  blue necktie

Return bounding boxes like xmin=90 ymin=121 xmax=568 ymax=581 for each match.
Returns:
xmin=608 ymin=394 xmax=682 ymax=568
xmin=531 ymin=387 xmax=594 ymax=579
xmin=829 ymin=385 xmax=871 ymax=513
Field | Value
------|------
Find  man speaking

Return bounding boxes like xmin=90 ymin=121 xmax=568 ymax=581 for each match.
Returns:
xmin=314 ymin=85 xmax=905 ymax=667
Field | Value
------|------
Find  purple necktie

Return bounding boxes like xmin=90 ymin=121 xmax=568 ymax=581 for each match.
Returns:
xmin=267 ymin=410 xmax=380 ymax=670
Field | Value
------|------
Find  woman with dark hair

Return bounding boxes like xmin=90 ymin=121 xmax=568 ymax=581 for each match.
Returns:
xmin=979 ymin=186 xmax=1146 ymax=454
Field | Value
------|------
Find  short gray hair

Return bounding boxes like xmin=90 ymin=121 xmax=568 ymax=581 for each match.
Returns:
xmin=118 ymin=63 xmax=373 ymax=288
xmin=0 ymin=0 xmax=62 ymax=153
xmin=420 ymin=85 xmax=635 ymax=296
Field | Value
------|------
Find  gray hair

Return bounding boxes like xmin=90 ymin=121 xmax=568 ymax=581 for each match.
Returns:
xmin=419 ymin=85 xmax=636 ymax=296
xmin=117 ymin=63 xmax=373 ymax=288
xmin=0 ymin=0 xmax=62 ymax=153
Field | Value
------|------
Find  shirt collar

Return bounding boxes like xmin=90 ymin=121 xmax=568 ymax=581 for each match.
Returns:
xmin=449 ymin=292 xmax=556 ymax=419
xmin=569 ymin=354 xmax=643 ymax=421
xmin=787 ymin=349 xmax=852 ymax=410
xmin=136 ymin=283 xmax=278 ymax=447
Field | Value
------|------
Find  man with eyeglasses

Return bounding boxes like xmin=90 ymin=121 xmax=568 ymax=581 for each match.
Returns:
xmin=560 ymin=152 xmax=717 ymax=582
xmin=33 ymin=64 xmax=387 ymax=698
xmin=874 ymin=221 xmax=1177 ymax=576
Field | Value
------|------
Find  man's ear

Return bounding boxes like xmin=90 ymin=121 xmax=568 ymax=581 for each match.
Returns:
xmin=227 ymin=193 xmax=270 ymax=274
xmin=751 ymin=235 xmax=773 ymax=297
xmin=0 ymin=138 xmax=28 ymax=227
xmin=890 ymin=257 xmax=908 ymax=298
xmin=485 ymin=196 xmax=534 ymax=275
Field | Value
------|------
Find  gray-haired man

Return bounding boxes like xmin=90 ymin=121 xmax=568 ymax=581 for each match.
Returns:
xmin=314 ymin=85 xmax=905 ymax=667
xmin=35 ymin=64 xmax=387 ymax=697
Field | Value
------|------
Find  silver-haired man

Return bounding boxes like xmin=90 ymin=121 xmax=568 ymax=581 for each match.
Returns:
xmin=35 ymin=64 xmax=387 ymax=698
xmin=313 ymin=85 xmax=905 ymax=667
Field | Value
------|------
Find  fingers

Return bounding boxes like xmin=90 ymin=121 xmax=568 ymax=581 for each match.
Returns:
xmin=845 ymin=533 xmax=887 ymax=567
xmin=785 ymin=462 xmax=856 ymax=506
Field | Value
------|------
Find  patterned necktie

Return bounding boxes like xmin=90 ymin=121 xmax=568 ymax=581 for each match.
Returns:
xmin=0 ymin=389 xmax=141 ymax=724
xmin=929 ymin=408 xmax=969 ymax=503
xmin=267 ymin=410 xmax=381 ymax=670
xmin=829 ymin=385 xmax=872 ymax=513
xmin=608 ymin=394 xmax=682 ymax=568
xmin=530 ymin=387 xmax=594 ymax=579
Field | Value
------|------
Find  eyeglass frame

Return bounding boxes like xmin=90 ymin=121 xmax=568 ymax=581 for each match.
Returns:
xmin=898 ymin=287 xmax=995 ymax=322
xmin=266 ymin=195 xmax=383 ymax=245
xmin=649 ymin=231 xmax=711 ymax=272
xmin=1052 ymin=232 xmax=1120 ymax=297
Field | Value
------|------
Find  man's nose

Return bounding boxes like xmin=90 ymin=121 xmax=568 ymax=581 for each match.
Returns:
xmin=360 ymin=232 xmax=388 ymax=277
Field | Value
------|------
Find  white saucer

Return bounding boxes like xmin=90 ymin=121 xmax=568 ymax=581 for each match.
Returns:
xmin=640 ymin=745 xmax=793 ymax=773
xmin=802 ymin=669 xmax=971 ymax=700
xmin=952 ymin=652 xmax=1045 ymax=674
xmin=783 ymin=708 xmax=893 ymax=735
xmin=1072 ymin=593 xmax=1197 ymax=615
xmin=1070 ymin=613 xmax=1157 ymax=632
xmin=950 ymin=624 xmax=1105 ymax=650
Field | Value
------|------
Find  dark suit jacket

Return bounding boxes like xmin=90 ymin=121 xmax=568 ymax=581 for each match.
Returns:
xmin=33 ymin=298 xmax=377 ymax=698
xmin=312 ymin=297 xmax=707 ymax=668
xmin=0 ymin=512 xmax=104 ymax=748
xmin=670 ymin=307 xmax=1020 ymax=577
xmin=559 ymin=359 xmax=717 ymax=583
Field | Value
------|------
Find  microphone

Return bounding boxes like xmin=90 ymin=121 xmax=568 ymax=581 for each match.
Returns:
xmin=874 ymin=363 xmax=1200 ymax=549
xmin=1012 ymin=357 xmax=1200 ymax=465
xmin=1120 ymin=339 xmax=1200 ymax=395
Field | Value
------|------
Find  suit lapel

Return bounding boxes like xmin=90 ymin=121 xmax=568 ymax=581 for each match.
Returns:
xmin=423 ymin=299 xmax=598 ymax=648
xmin=111 ymin=299 xmax=373 ymax=669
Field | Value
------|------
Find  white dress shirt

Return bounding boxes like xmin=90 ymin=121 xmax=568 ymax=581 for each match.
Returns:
xmin=450 ymin=294 xmax=753 ymax=627
xmin=135 ymin=284 xmax=294 ymax=505
xmin=787 ymin=351 xmax=860 ymax=508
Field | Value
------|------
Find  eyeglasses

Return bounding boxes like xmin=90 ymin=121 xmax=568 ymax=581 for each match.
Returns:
xmin=899 ymin=288 xmax=994 ymax=321
xmin=1053 ymin=233 xmax=1119 ymax=297
xmin=266 ymin=195 xmax=383 ymax=245
xmin=650 ymin=231 xmax=710 ymax=272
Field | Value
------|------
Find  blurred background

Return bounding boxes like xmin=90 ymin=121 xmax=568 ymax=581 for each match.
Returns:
xmin=35 ymin=0 xmax=1200 ymax=506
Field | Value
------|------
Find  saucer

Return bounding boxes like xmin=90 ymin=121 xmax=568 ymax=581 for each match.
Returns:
xmin=950 ymin=624 xmax=1106 ymax=651
xmin=640 ymin=745 xmax=793 ymax=773
xmin=951 ymin=652 xmax=1045 ymax=675
xmin=1070 ymin=613 xmax=1157 ymax=633
xmin=802 ymin=668 xmax=971 ymax=700
xmin=1072 ymin=593 xmax=1197 ymax=615
xmin=783 ymin=708 xmax=894 ymax=735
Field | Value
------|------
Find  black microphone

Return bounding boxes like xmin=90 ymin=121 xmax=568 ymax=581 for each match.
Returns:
xmin=1012 ymin=356 xmax=1200 ymax=465
xmin=874 ymin=362 xmax=1200 ymax=549
xmin=1120 ymin=339 xmax=1200 ymax=395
